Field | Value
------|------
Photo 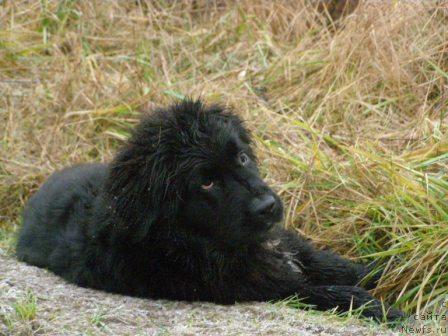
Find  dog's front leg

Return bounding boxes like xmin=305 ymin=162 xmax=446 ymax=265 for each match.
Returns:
xmin=279 ymin=230 xmax=381 ymax=289
xmin=297 ymin=285 xmax=404 ymax=321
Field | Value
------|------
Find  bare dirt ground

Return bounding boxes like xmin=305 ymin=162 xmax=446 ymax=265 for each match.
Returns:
xmin=0 ymin=250 xmax=399 ymax=336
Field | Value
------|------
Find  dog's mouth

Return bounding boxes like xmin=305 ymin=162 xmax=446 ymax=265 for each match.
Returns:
xmin=266 ymin=198 xmax=284 ymax=228
xmin=264 ymin=215 xmax=283 ymax=230
xmin=250 ymin=220 xmax=281 ymax=244
xmin=252 ymin=208 xmax=284 ymax=232
xmin=262 ymin=221 xmax=277 ymax=232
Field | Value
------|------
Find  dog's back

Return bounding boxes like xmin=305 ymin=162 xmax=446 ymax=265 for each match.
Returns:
xmin=17 ymin=164 xmax=107 ymax=275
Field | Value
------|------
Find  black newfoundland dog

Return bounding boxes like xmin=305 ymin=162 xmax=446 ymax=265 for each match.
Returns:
xmin=17 ymin=100 xmax=403 ymax=321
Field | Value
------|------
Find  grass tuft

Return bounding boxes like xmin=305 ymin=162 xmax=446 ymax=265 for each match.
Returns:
xmin=13 ymin=291 xmax=38 ymax=321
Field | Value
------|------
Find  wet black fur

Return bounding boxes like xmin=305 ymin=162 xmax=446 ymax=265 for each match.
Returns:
xmin=17 ymin=100 xmax=403 ymax=321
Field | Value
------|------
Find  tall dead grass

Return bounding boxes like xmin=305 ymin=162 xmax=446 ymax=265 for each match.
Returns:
xmin=1 ymin=0 xmax=447 ymax=315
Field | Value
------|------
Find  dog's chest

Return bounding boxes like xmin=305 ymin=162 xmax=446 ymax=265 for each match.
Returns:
xmin=263 ymin=239 xmax=304 ymax=274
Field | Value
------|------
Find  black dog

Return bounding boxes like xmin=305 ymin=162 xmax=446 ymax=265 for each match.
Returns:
xmin=17 ymin=100 xmax=403 ymax=321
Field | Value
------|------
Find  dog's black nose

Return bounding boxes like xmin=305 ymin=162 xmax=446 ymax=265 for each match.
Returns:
xmin=250 ymin=194 xmax=276 ymax=218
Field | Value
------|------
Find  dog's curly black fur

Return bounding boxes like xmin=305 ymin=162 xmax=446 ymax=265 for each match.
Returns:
xmin=17 ymin=100 xmax=403 ymax=321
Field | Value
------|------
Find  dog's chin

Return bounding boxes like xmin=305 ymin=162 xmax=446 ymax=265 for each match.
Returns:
xmin=250 ymin=208 xmax=284 ymax=232
xmin=252 ymin=220 xmax=280 ymax=239
xmin=255 ymin=212 xmax=283 ymax=232
xmin=262 ymin=220 xmax=277 ymax=232
xmin=265 ymin=210 xmax=284 ymax=231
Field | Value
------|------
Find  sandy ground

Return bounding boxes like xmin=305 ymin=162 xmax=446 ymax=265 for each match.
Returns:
xmin=0 ymin=250 xmax=399 ymax=336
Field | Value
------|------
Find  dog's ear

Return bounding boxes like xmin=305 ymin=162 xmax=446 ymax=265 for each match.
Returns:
xmin=105 ymin=136 xmax=180 ymax=243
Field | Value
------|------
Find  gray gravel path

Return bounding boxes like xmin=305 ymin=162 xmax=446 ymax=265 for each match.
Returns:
xmin=0 ymin=250 xmax=399 ymax=336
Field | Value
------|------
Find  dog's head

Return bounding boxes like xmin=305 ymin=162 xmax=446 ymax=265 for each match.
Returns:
xmin=106 ymin=100 xmax=283 ymax=246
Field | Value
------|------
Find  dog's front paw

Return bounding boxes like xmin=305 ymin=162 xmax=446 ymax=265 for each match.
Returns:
xmin=386 ymin=307 xmax=406 ymax=321
xmin=359 ymin=304 xmax=405 ymax=323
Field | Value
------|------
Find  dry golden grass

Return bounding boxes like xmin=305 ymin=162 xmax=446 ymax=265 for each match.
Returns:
xmin=1 ymin=0 xmax=448 ymax=317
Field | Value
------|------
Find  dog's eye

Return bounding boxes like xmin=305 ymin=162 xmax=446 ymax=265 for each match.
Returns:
xmin=201 ymin=181 xmax=214 ymax=190
xmin=238 ymin=152 xmax=250 ymax=166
